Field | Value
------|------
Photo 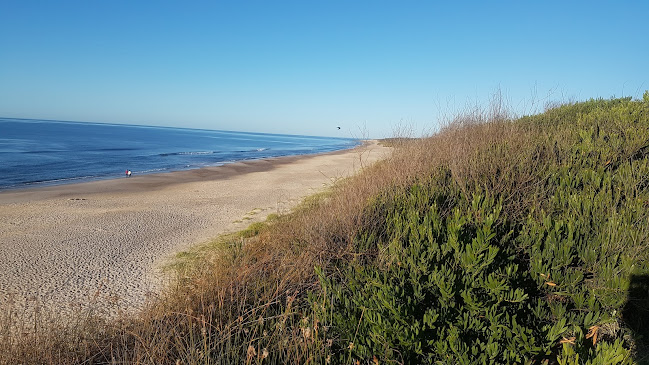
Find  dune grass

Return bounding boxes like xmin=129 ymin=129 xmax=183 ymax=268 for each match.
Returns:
xmin=1 ymin=93 xmax=649 ymax=364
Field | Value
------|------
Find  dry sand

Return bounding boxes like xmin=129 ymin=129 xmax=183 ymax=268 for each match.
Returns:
xmin=0 ymin=141 xmax=390 ymax=314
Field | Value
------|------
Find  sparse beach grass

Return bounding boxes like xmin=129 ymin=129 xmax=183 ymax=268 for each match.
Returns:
xmin=2 ymin=93 xmax=649 ymax=364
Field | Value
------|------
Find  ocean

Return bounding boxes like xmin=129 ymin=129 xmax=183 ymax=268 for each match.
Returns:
xmin=0 ymin=118 xmax=359 ymax=190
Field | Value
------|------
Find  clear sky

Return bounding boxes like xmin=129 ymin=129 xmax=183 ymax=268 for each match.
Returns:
xmin=1 ymin=1 xmax=647 ymax=138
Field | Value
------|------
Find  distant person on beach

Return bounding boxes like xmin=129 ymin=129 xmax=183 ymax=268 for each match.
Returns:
xmin=126 ymin=170 xmax=132 ymax=177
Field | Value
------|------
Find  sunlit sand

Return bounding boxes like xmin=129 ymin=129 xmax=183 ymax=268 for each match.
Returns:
xmin=0 ymin=141 xmax=390 ymax=314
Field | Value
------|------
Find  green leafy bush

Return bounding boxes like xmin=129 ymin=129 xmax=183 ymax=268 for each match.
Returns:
xmin=314 ymin=96 xmax=649 ymax=364
xmin=317 ymin=191 xmax=550 ymax=364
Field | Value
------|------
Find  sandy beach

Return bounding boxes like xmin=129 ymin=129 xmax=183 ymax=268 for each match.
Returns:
xmin=0 ymin=141 xmax=390 ymax=314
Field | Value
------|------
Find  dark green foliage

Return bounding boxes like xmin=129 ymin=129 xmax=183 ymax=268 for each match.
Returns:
xmin=318 ymin=192 xmax=549 ymax=364
xmin=314 ymin=96 xmax=649 ymax=364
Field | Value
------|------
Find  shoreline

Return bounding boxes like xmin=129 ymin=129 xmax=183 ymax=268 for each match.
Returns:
xmin=0 ymin=140 xmax=390 ymax=315
xmin=0 ymin=143 xmax=363 ymax=202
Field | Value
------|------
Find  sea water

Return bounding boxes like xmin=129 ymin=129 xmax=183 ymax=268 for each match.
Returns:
xmin=0 ymin=118 xmax=358 ymax=190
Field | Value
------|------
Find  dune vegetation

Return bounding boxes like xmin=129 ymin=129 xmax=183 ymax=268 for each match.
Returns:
xmin=2 ymin=93 xmax=649 ymax=364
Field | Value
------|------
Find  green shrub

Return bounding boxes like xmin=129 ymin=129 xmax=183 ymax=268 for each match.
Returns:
xmin=317 ymin=191 xmax=550 ymax=364
xmin=313 ymin=95 xmax=649 ymax=364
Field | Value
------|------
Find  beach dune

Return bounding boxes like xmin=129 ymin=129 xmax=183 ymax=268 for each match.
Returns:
xmin=0 ymin=141 xmax=390 ymax=314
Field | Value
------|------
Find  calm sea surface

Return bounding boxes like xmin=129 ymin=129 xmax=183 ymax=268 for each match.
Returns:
xmin=0 ymin=118 xmax=358 ymax=190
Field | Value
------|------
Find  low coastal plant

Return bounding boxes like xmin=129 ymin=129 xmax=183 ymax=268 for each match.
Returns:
xmin=310 ymin=95 xmax=649 ymax=364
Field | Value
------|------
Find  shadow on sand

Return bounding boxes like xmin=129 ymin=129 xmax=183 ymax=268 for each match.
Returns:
xmin=623 ymin=274 xmax=649 ymax=363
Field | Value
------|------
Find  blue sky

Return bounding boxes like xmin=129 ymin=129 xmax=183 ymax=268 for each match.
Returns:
xmin=1 ymin=1 xmax=647 ymax=138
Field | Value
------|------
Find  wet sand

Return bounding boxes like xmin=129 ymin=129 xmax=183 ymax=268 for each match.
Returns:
xmin=0 ymin=141 xmax=390 ymax=314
